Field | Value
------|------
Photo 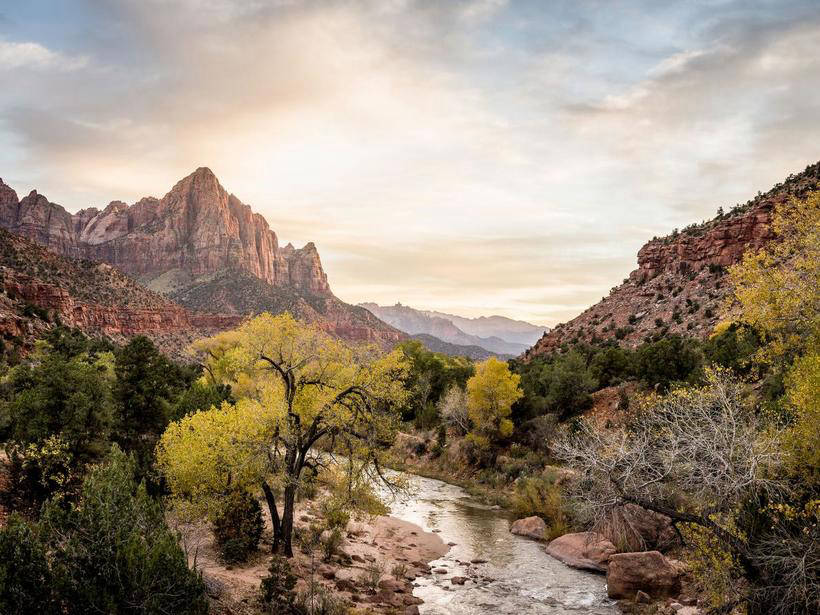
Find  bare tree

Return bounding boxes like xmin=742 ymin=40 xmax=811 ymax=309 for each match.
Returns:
xmin=437 ymin=384 xmax=470 ymax=435
xmin=554 ymin=368 xmax=800 ymax=611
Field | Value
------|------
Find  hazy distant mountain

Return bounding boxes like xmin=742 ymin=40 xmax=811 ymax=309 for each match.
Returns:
xmin=409 ymin=334 xmax=510 ymax=361
xmin=421 ymin=310 xmax=547 ymax=347
xmin=359 ymin=302 xmax=547 ymax=355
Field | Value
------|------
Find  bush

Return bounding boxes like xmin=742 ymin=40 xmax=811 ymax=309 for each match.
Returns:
xmin=321 ymin=527 xmax=343 ymax=562
xmin=213 ymin=489 xmax=264 ymax=564
xmin=0 ymin=515 xmax=57 ymax=615
xmin=319 ymin=498 xmax=350 ymax=531
xmin=511 ymin=473 xmax=570 ymax=540
xmin=40 ymin=446 xmax=208 ymax=615
xmin=260 ymin=555 xmax=299 ymax=614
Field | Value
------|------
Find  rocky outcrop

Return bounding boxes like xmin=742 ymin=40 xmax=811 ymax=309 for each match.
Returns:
xmin=0 ymin=169 xmax=329 ymax=293
xmin=545 ymin=532 xmax=617 ymax=573
xmin=510 ymin=516 xmax=547 ymax=540
xmin=0 ymin=228 xmax=239 ymax=357
xmin=0 ymin=170 xmax=403 ymax=346
xmin=526 ymin=161 xmax=820 ymax=357
xmin=606 ymin=551 xmax=683 ymax=599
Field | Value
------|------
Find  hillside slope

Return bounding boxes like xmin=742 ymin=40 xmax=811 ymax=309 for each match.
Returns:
xmin=0 ymin=228 xmax=238 ymax=357
xmin=526 ymin=161 xmax=820 ymax=358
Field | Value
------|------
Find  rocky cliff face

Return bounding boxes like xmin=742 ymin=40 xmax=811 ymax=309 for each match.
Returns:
xmin=0 ymin=169 xmax=402 ymax=347
xmin=525 ymin=161 xmax=820 ymax=358
xmin=0 ymin=228 xmax=240 ymax=357
xmin=0 ymin=168 xmax=329 ymax=294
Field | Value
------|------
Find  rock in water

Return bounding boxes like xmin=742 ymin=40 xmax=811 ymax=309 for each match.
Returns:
xmin=545 ymin=532 xmax=617 ymax=573
xmin=510 ymin=516 xmax=547 ymax=540
xmin=606 ymin=551 xmax=682 ymax=599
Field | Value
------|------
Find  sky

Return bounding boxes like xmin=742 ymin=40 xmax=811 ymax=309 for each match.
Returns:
xmin=1 ymin=0 xmax=819 ymax=326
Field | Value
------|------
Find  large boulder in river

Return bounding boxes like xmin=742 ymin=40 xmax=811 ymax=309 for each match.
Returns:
xmin=510 ymin=516 xmax=546 ymax=540
xmin=545 ymin=532 xmax=616 ymax=572
xmin=606 ymin=551 xmax=682 ymax=599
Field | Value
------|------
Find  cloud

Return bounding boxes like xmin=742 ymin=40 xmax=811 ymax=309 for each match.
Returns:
xmin=0 ymin=39 xmax=87 ymax=71
xmin=0 ymin=0 xmax=819 ymax=324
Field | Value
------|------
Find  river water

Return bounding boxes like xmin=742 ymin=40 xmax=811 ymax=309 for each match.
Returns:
xmin=382 ymin=473 xmax=618 ymax=615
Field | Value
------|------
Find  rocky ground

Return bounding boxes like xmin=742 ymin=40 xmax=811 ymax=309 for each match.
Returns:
xmin=174 ymin=496 xmax=447 ymax=615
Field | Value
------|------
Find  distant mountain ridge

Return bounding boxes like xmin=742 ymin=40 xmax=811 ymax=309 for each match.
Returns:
xmin=0 ymin=169 xmax=404 ymax=346
xmin=359 ymin=302 xmax=547 ymax=356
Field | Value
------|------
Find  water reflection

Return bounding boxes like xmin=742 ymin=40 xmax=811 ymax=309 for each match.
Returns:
xmin=381 ymin=474 xmax=618 ymax=615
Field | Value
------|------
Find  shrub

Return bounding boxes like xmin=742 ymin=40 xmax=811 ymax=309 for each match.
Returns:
xmin=511 ymin=473 xmax=570 ymax=539
xmin=297 ymin=580 xmax=345 ymax=615
xmin=391 ymin=562 xmax=409 ymax=579
xmin=259 ymin=555 xmax=299 ymax=614
xmin=319 ymin=498 xmax=350 ymax=531
xmin=359 ymin=560 xmax=384 ymax=591
xmin=40 ymin=446 xmax=208 ymax=615
xmin=213 ymin=489 xmax=264 ymax=564
xmin=0 ymin=515 xmax=57 ymax=615
xmin=321 ymin=527 xmax=343 ymax=562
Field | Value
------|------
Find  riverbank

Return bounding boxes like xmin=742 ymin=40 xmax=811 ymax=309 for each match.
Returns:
xmin=174 ymin=491 xmax=448 ymax=614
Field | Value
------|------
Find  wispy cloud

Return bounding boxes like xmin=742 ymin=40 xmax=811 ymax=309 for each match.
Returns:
xmin=0 ymin=0 xmax=818 ymax=324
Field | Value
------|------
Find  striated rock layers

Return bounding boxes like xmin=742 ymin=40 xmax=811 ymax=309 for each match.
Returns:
xmin=526 ymin=161 xmax=820 ymax=357
xmin=0 ymin=228 xmax=239 ymax=357
xmin=0 ymin=168 xmax=403 ymax=346
xmin=0 ymin=167 xmax=328 ymax=293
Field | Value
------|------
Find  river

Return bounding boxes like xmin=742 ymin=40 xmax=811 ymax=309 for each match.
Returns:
xmin=382 ymin=473 xmax=619 ymax=615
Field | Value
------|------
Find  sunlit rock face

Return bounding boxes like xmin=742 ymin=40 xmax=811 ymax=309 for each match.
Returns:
xmin=0 ymin=168 xmax=330 ymax=294
xmin=0 ymin=170 xmax=402 ymax=346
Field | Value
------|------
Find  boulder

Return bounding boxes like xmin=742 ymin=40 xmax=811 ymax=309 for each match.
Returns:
xmin=545 ymin=532 xmax=616 ymax=573
xmin=600 ymin=504 xmax=679 ymax=552
xmin=510 ymin=516 xmax=547 ymax=541
xmin=606 ymin=551 xmax=682 ymax=599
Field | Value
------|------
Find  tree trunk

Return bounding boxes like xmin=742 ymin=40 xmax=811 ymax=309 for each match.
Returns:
xmin=261 ymin=480 xmax=281 ymax=552
xmin=279 ymin=482 xmax=297 ymax=557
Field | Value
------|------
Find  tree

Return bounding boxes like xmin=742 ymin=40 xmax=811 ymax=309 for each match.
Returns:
xmin=632 ymin=335 xmax=701 ymax=391
xmin=554 ymin=368 xmax=810 ymax=614
xmin=0 ymin=514 xmax=58 ymax=615
xmin=437 ymin=384 xmax=470 ymax=434
xmin=158 ymin=313 xmax=408 ymax=557
xmin=466 ymin=358 xmax=522 ymax=445
xmin=40 ymin=446 xmax=208 ymax=615
xmin=729 ymin=192 xmax=819 ymax=365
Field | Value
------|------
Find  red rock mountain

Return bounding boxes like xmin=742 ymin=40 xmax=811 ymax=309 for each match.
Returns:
xmin=0 ymin=227 xmax=239 ymax=358
xmin=0 ymin=168 xmax=403 ymax=346
xmin=525 ymin=161 xmax=820 ymax=358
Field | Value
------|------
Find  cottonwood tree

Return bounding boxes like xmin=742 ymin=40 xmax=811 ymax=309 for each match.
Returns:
xmin=466 ymin=357 xmax=522 ymax=446
xmin=158 ymin=313 xmax=408 ymax=557
xmin=553 ymin=368 xmax=815 ymax=613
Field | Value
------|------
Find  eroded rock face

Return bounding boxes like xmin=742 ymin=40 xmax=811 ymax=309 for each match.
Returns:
xmin=526 ymin=161 xmax=820 ymax=357
xmin=545 ymin=532 xmax=617 ymax=573
xmin=606 ymin=551 xmax=683 ymax=599
xmin=0 ymin=169 xmax=330 ymax=294
xmin=510 ymin=516 xmax=547 ymax=541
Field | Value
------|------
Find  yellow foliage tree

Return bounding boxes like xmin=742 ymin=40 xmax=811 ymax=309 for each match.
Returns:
xmin=466 ymin=357 xmax=522 ymax=445
xmin=157 ymin=313 xmax=408 ymax=556
xmin=729 ymin=191 xmax=820 ymax=488
xmin=729 ymin=191 xmax=819 ymax=364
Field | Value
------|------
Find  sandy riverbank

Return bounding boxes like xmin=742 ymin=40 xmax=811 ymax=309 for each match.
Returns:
xmin=175 ymin=497 xmax=448 ymax=614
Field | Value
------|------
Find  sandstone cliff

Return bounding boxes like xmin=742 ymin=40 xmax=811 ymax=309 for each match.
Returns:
xmin=525 ymin=161 xmax=820 ymax=358
xmin=0 ymin=168 xmax=329 ymax=293
xmin=0 ymin=228 xmax=239 ymax=358
xmin=0 ymin=169 xmax=402 ymax=346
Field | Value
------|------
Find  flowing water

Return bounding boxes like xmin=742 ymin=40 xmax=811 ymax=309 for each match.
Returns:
xmin=382 ymin=473 xmax=618 ymax=615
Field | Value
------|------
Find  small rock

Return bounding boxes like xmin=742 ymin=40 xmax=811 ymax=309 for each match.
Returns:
xmin=451 ymin=576 xmax=467 ymax=585
xmin=434 ymin=568 xmax=448 ymax=574
xmin=470 ymin=558 xmax=488 ymax=564
xmin=670 ymin=603 xmax=684 ymax=611
xmin=318 ymin=564 xmax=336 ymax=579
xmin=448 ymin=542 xmax=457 ymax=546
xmin=351 ymin=554 xmax=365 ymax=563
xmin=635 ymin=590 xmax=651 ymax=603
xmin=432 ymin=529 xmax=442 ymax=533
xmin=405 ymin=607 xmax=420 ymax=615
